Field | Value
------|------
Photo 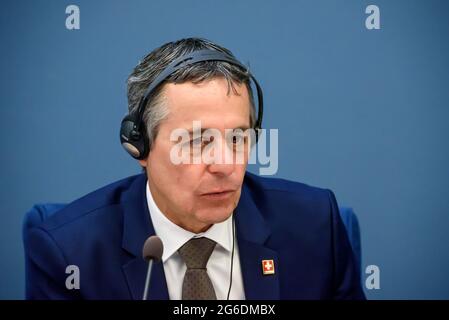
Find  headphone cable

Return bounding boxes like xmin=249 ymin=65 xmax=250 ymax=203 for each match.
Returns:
xmin=226 ymin=213 xmax=236 ymax=300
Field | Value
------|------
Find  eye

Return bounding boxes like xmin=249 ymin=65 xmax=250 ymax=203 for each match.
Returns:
xmin=207 ymin=135 xmax=215 ymax=144
xmin=231 ymin=134 xmax=246 ymax=145
xmin=189 ymin=137 xmax=201 ymax=147
xmin=190 ymin=135 xmax=213 ymax=148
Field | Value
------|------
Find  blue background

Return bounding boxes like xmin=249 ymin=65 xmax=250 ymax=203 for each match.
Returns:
xmin=1 ymin=0 xmax=448 ymax=299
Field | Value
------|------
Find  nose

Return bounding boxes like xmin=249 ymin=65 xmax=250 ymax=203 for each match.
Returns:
xmin=208 ymin=161 xmax=235 ymax=176
xmin=206 ymin=136 xmax=236 ymax=177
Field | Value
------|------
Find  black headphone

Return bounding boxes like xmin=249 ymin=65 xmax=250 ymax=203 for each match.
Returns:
xmin=120 ymin=49 xmax=264 ymax=160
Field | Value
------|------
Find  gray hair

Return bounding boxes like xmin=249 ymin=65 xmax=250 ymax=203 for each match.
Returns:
xmin=126 ymin=38 xmax=256 ymax=151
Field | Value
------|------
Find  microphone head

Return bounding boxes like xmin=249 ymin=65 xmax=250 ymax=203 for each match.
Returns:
xmin=142 ymin=235 xmax=163 ymax=262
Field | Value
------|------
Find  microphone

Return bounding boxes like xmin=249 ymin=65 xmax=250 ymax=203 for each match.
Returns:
xmin=142 ymin=235 xmax=164 ymax=300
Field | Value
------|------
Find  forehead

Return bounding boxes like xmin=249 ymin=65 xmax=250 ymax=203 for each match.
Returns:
xmin=161 ymin=78 xmax=251 ymax=129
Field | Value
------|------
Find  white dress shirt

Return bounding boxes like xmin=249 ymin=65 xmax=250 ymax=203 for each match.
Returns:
xmin=146 ymin=180 xmax=246 ymax=300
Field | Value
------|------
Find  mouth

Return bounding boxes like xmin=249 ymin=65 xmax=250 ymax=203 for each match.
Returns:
xmin=200 ymin=189 xmax=236 ymax=200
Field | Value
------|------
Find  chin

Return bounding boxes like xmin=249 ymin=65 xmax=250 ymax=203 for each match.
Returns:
xmin=196 ymin=206 xmax=234 ymax=225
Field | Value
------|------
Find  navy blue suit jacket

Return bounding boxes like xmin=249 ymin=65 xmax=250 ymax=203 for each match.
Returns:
xmin=24 ymin=172 xmax=365 ymax=299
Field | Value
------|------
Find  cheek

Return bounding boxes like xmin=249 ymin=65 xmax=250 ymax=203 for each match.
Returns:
xmin=234 ymin=163 xmax=248 ymax=181
xmin=150 ymin=139 xmax=203 ymax=184
xmin=169 ymin=167 xmax=206 ymax=214
xmin=174 ymin=167 xmax=201 ymax=192
xmin=148 ymin=145 xmax=183 ymax=196
xmin=153 ymin=161 xmax=199 ymax=195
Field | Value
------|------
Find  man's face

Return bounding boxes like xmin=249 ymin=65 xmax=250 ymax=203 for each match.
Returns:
xmin=139 ymin=78 xmax=251 ymax=233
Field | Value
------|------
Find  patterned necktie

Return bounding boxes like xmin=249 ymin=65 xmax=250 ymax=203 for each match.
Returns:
xmin=178 ymin=237 xmax=217 ymax=300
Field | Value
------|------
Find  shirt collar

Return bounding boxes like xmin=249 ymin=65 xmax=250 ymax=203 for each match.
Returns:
xmin=145 ymin=180 xmax=233 ymax=262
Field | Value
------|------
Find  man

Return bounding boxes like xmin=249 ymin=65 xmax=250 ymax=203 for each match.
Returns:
xmin=24 ymin=38 xmax=365 ymax=299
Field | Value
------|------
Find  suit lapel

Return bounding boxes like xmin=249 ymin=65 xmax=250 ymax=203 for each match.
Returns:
xmin=237 ymin=239 xmax=281 ymax=300
xmin=120 ymin=174 xmax=169 ymax=300
xmin=122 ymin=255 xmax=168 ymax=300
xmin=235 ymin=178 xmax=281 ymax=300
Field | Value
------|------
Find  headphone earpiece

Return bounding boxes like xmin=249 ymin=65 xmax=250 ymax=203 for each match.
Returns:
xmin=120 ymin=114 xmax=149 ymax=160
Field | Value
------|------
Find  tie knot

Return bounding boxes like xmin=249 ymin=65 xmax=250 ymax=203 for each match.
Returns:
xmin=178 ymin=237 xmax=216 ymax=269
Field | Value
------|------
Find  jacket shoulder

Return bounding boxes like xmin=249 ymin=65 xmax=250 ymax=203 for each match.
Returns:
xmin=243 ymin=171 xmax=336 ymax=226
xmin=244 ymin=171 xmax=332 ymax=200
xmin=35 ymin=174 xmax=144 ymax=232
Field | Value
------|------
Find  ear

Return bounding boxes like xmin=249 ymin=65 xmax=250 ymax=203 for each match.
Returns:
xmin=138 ymin=158 xmax=148 ymax=168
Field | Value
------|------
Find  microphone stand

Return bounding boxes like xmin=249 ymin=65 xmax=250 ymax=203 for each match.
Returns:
xmin=142 ymin=259 xmax=154 ymax=300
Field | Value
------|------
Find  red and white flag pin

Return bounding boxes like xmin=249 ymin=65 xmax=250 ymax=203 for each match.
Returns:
xmin=262 ymin=259 xmax=275 ymax=275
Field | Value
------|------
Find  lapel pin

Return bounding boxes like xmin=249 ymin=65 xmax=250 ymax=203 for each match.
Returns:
xmin=262 ymin=259 xmax=275 ymax=275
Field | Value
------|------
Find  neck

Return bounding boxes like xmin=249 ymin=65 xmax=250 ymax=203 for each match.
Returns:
xmin=177 ymin=221 xmax=212 ymax=234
